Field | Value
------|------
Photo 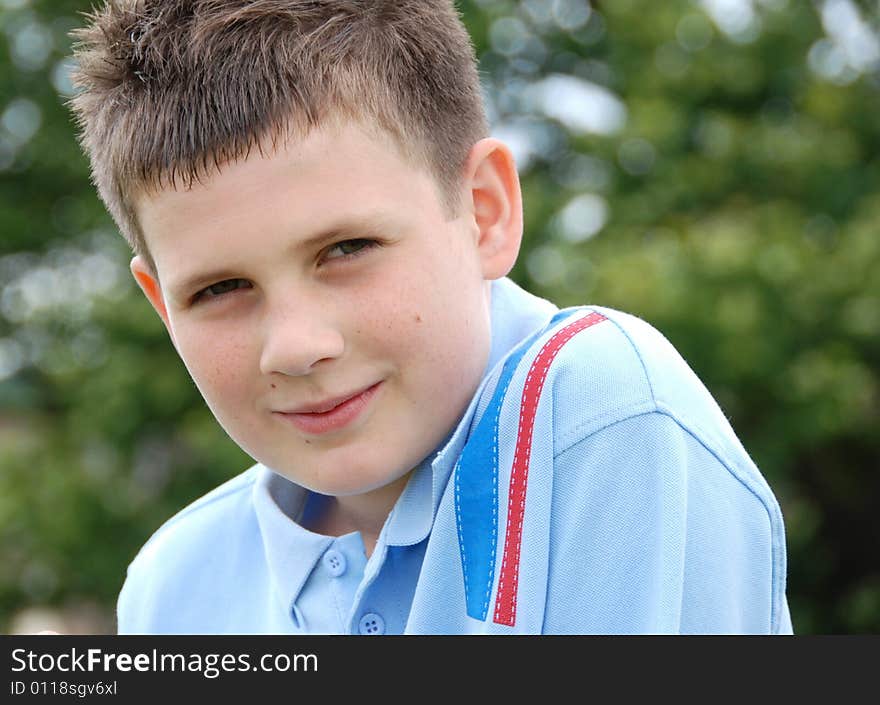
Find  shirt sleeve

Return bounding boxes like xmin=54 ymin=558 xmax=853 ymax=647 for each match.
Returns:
xmin=543 ymin=410 xmax=791 ymax=634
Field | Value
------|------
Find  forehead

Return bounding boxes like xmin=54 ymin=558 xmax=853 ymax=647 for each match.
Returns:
xmin=133 ymin=121 xmax=444 ymax=260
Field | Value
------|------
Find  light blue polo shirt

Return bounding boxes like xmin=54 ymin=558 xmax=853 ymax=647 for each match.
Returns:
xmin=117 ymin=277 xmax=793 ymax=634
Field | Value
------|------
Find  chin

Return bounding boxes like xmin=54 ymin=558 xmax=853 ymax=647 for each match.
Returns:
xmin=260 ymin=456 xmax=396 ymax=496
xmin=319 ymin=466 xmax=410 ymax=498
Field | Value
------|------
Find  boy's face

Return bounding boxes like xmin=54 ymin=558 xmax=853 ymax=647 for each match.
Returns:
xmin=131 ymin=122 xmax=518 ymax=501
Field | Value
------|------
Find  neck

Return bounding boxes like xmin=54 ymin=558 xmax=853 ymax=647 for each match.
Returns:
xmin=307 ymin=471 xmax=413 ymax=558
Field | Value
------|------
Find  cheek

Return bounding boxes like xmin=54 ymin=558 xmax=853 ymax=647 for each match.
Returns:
xmin=173 ymin=325 xmax=255 ymax=408
xmin=346 ymin=261 xmax=426 ymax=338
xmin=350 ymin=297 xmax=427 ymax=376
xmin=359 ymin=261 xmax=489 ymax=392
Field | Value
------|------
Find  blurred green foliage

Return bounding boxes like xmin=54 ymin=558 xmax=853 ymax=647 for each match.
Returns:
xmin=1 ymin=0 xmax=878 ymax=633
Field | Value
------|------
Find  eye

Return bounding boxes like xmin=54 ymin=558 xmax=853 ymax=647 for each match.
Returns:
xmin=192 ymin=278 xmax=251 ymax=303
xmin=323 ymin=238 xmax=378 ymax=261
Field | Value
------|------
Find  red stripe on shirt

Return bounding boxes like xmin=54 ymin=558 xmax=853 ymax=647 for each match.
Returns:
xmin=493 ymin=311 xmax=608 ymax=626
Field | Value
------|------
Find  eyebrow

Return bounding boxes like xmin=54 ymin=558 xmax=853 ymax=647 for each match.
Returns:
xmin=169 ymin=213 xmax=401 ymax=299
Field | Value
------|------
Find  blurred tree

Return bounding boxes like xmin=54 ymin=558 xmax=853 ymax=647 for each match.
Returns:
xmin=0 ymin=0 xmax=877 ymax=633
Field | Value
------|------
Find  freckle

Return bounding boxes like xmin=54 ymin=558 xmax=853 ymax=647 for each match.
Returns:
xmin=415 ymin=314 xmax=422 ymax=323
xmin=271 ymin=383 xmax=276 ymax=389
xmin=305 ymin=439 xmax=311 ymax=445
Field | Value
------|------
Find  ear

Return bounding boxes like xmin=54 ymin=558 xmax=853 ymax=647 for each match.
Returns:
xmin=130 ymin=255 xmax=174 ymax=341
xmin=463 ymin=137 xmax=523 ymax=280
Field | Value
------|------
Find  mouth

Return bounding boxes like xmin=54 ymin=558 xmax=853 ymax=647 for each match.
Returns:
xmin=273 ymin=381 xmax=383 ymax=435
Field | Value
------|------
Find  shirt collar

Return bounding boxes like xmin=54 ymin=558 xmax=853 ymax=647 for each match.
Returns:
xmin=252 ymin=277 xmax=558 ymax=609
xmin=252 ymin=468 xmax=335 ymax=618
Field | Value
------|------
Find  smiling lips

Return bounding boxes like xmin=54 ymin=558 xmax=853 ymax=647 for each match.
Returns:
xmin=274 ymin=382 xmax=383 ymax=435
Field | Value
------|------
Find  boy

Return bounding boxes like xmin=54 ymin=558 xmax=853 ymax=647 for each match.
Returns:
xmin=69 ymin=0 xmax=793 ymax=634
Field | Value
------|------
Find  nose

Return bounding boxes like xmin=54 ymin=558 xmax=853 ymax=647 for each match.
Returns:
xmin=258 ymin=298 xmax=345 ymax=377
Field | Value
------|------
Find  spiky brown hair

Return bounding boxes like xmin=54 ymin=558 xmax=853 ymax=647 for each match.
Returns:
xmin=68 ymin=0 xmax=488 ymax=274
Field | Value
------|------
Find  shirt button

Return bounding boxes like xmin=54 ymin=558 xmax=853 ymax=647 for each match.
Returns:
xmin=358 ymin=612 xmax=385 ymax=635
xmin=322 ymin=549 xmax=347 ymax=577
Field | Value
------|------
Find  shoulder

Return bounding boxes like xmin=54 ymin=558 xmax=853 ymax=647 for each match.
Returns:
xmin=118 ymin=464 xmax=264 ymax=625
xmin=534 ymin=312 xmax=789 ymax=632
xmin=543 ymin=305 xmax=736 ymax=457
xmin=538 ymin=305 xmax=783 ymax=519
xmin=483 ymin=304 xmax=789 ymax=632
xmin=130 ymin=464 xmax=261 ymax=568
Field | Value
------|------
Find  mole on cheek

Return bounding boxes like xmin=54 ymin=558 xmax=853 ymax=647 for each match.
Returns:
xmin=415 ymin=314 xmax=422 ymax=323
xmin=271 ymin=384 xmax=276 ymax=389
